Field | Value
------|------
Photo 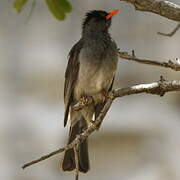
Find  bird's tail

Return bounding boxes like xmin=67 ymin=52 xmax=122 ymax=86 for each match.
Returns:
xmin=62 ymin=118 xmax=89 ymax=173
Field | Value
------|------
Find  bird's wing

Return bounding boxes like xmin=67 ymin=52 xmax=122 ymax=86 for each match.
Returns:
xmin=64 ymin=40 xmax=83 ymax=127
xmin=108 ymin=76 xmax=115 ymax=92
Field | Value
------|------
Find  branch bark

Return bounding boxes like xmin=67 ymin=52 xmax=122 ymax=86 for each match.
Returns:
xmin=74 ymin=145 xmax=80 ymax=180
xmin=22 ymin=99 xmax=113 ymax=169
xmin=118 ymin=50 xmax=180 ymax=71
xmin=120 ymin=0 xmax=180 ymax=22
xmin=22 ymin=78 xmax=180 ymax=169
xmin=74 ymin=78 xmax=180 ymax=110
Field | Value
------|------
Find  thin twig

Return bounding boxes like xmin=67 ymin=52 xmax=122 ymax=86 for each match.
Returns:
xmin=158 ymin=23 xmax=180 ymax=37
xmin=74 ymin=144 xmax=79 ymax=180
xmin=118 ymin=50 xmax=180 ymax=71
xmin=22 ymin=145 xmax=67 ymax=169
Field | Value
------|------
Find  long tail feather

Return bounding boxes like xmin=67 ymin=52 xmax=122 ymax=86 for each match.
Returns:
xmin=62 ymin=119 xmax=89 ymax=173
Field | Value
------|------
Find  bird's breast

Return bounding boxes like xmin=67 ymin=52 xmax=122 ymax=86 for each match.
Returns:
xmin=74 ymin=46 xmax=118 ymax=100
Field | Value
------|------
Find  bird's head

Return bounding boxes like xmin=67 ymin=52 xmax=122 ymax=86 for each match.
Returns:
xmin=82 ymin=9 xmax=120 ymax=35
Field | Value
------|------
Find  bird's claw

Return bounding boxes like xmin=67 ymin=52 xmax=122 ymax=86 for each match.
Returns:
xmin=101 ymin=90 xmax=109 ymax=102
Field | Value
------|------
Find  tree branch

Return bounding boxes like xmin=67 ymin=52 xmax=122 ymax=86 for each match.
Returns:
xmin=73 ymin=77 xmax=180 ymax=110
xmin=120 ymin=0 xmax=180 ymax=22
xmin=74 ymin=145 xmax=79 ymax=180
xmin=22 ymin=98 xmax=113 ymax=169
xmin=118 ymin=50 xmax=180 ymax=71
xmin=22 ymin=78 xmax=180 ymax=170
xmin=158 ymin=23 xmax=180 ymax=36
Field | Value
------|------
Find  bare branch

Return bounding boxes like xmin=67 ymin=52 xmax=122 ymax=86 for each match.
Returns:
xmin=74 ymin=145 xmax=79 ymax=180
xmin=113 ymin=79 xmax=180 ymax=97
xmin=120 ymin=0 xmax=180 ymax=22
xmin=22 ymin=99 xmax=113 ymax=169
xmin=158 ymin=23 xmax=180 ymax=36
xmin=118 ymin=50 xmax=180 ymax=71
xmin=74 ymin=78 xmax=180 ymax=110
xmin=74 ymin=137 xmax=80 ymax=180
xmin=22 ymin=144 xmax=68 ymax=169
xmin=22 ymin=78 xmax=180 ymax=170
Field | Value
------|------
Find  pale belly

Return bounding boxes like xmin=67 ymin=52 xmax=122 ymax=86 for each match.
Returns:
xmin=74 ymin=59 xmax=117 ymax=100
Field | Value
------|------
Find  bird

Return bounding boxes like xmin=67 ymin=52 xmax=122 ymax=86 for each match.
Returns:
xmin=62 ymin=9 xmax=119 ymax=173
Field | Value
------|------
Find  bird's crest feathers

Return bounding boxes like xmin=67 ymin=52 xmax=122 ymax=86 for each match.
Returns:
xmin=82 ymin=10 xmax=108 ymax=29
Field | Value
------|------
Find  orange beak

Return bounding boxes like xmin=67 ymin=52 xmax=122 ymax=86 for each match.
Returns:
xmin=106 ymin=9 xmax=120 ymax=19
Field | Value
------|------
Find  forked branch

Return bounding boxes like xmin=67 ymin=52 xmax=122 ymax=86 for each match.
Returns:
xmin=22 ymin=77 xmax=180 ymax=170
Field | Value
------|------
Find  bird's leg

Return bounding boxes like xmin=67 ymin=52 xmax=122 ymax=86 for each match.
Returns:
xmin=75 ymin=96 xmax=94 ymax=111
xmin=81 ymin=95 xmax=95 ymax=107
xmin=100 ymin=89 xmax=109 ymax=102
xmin=79 ymin=95 xmax=96 ymax=128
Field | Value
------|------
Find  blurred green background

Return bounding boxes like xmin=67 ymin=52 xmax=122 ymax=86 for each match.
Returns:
xmin=1 ymin=0 xmax=180 ymax=180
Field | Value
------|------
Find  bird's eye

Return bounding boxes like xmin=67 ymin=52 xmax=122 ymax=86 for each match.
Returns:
xmin=99 ymin=12 xmax=108 ymax=19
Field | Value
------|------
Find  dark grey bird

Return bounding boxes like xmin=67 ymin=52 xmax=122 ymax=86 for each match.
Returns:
xmin=62 ymin=9 xmax=119 ymax=173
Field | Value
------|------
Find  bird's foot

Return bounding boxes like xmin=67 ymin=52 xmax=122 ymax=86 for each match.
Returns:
xmin=101 ymin=90 xmax=109 ymax=102
xmin=82 ymin=96 xmax=94 ymax=104
xmin=87 ymin=120 xmax=96 ymax=129
xmin=75 ymin=96 xmax=94 ymax=111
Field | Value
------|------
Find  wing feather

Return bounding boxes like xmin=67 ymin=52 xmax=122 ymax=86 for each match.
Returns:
xmin=64 ymin=40 xmax=83 ymax=127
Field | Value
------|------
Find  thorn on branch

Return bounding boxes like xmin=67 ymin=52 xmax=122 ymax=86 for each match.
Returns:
xmin=132 ymin=50 xmax=136 ymax=59
xmin=157 ymin=76 xmax=166 ymax=96
xmin=159 ymin=75 xmax=166 ymax=83
xmin=168 ymin=60 xmax=173 ymax=65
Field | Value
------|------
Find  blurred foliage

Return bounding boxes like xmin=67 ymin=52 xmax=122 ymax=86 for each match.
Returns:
xmin=14 ymin=0 xmax=28 ymax=12
xmin=45 ymin=0 xmax=72 ymax=20
xmin=13 ymin=0 xmax=72 ymax=20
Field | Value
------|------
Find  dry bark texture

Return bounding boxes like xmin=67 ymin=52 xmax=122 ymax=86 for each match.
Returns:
xmin=118 ymin=50 xmax=180 ymax=71
xmin=120 ymin=0 xmax=180 ymax=22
